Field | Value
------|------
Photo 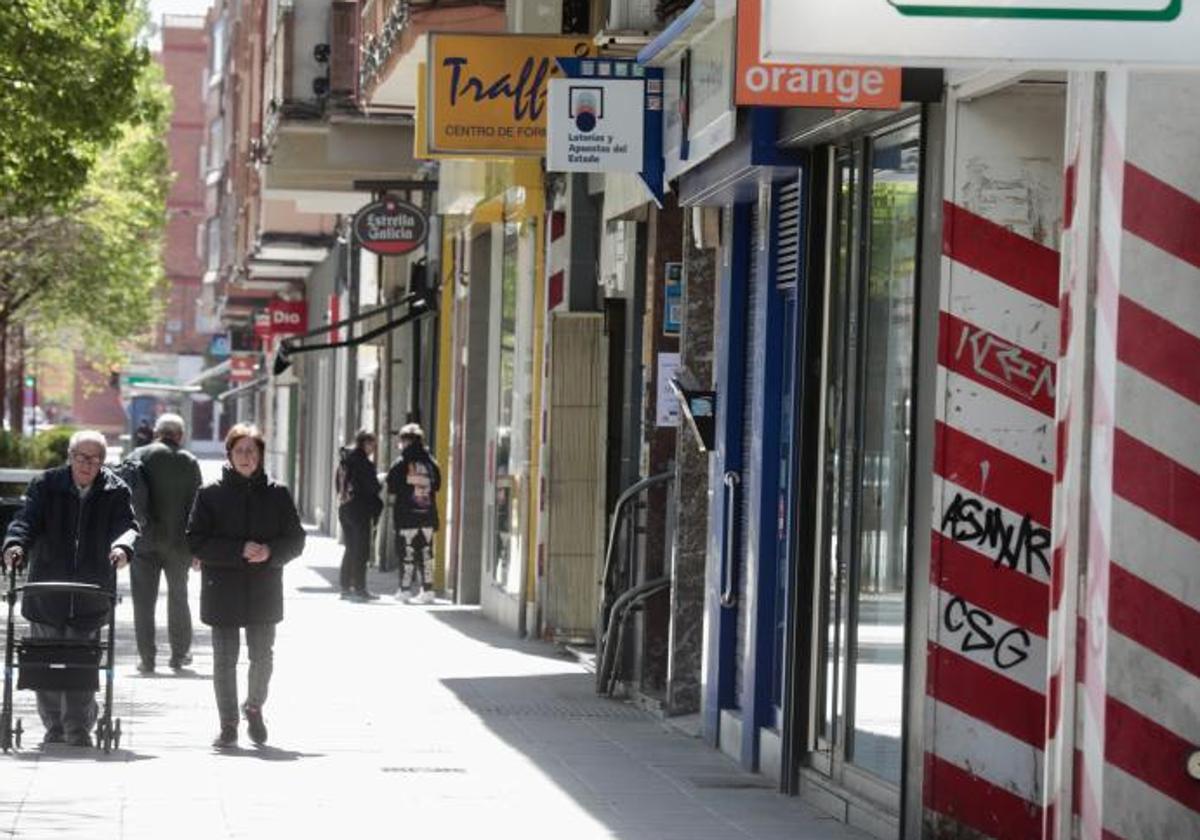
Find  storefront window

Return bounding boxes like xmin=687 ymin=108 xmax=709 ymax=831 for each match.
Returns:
xmin=493 ymin=223 xmax=519 ymax=589
xmin=812 ymin=120 xmax=920 ymax=792
xmin=492 ymin=220 xmax=537 ymax=594
xmin=849 ymin=122 xmax=919 ymax=784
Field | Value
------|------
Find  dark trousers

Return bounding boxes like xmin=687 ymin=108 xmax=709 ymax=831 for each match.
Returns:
xmin=338 ymin=509 xmax=372 ymax=593
xmin=211 ymin=623 xmax=275 ymax=724
xmin=29 ymin=622 xmax=99 ymax=738
xmin=130 ymin=550 xmax=192 ymax=665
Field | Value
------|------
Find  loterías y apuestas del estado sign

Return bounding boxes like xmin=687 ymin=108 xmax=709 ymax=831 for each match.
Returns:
xmin=353 ymin=196 xmax=429 ymax=256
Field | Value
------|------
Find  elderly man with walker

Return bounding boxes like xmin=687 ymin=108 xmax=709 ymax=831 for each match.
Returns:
xmin=2 ymin=430 xmax=137 ymax=747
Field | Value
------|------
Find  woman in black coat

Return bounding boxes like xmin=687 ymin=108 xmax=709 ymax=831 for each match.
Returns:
xmin=336 ymin=429 xmax=382 ymax=600
xmin=187 ymin=423 xmax=305 ymax=748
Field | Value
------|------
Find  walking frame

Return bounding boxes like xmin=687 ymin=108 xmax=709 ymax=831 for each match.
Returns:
xmin=2 ymin=564 xmax=121 ymax=753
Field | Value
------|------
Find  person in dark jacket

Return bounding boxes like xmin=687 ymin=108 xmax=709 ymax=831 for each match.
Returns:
xmin=127 ymin=413 xmax=202 ymax=673
xmin=1 ymin=430 xmax=137 ymax=747
xmin=186 ymin=423 xmax=305 ymax=749
xmin=386 ymin=423 xmax=441 ymax=604
xmin=336 ymin=429 xmax=382 ymax=601
xmin=133 ymin=418 xmax=154 ymax=447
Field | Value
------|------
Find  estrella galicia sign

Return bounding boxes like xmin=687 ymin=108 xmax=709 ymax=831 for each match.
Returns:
xmin=353 ymin=196 xmax=428 ymax=256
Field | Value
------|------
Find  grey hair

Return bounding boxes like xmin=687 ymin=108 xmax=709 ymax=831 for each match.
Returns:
xmin=68 ymin=430 xmax=107 ymax=455
xmin=154 ymin=413 xmax=185 ymax=439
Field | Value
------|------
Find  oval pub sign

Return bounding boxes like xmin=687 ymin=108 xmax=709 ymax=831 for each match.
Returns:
xmin=353 ymin=196 xmax=428 ymax=256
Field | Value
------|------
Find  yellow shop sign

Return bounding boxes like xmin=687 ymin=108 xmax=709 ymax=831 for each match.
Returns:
xmin=425 ymin=33 xmax=591 ymax=157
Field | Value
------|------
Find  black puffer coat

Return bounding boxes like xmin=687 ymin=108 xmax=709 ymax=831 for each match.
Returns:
xmin=337 ymin=445 xmax=382 ymax=521
xmin=186 ymin=465 xmax=305 ymax=627
xmin=2 ymin=466 xmax=138 ymax=630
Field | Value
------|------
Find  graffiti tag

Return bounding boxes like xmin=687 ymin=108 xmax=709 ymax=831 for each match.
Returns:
xmin=943 ymin=596 xmax=1031 ymax=670
xmin=954 ymin=325 xmax=1053 ymax=407
xmin=940 ymin=492 xmax=1051 ymax=577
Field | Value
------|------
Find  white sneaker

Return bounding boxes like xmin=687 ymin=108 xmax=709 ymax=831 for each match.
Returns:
xmin=395 ymin=589 xmax=410 ymax=602
xmin=414 ymin=589 xmax=436 ymax=605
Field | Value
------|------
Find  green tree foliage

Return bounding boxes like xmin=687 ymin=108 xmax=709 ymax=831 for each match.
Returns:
xmin=0 ymin=0 xmax=151 ymax=214
xmin=0 ymin=1 xmax=170 ymax=423
xmin=22 ymin=61 xmax=172 ymax=361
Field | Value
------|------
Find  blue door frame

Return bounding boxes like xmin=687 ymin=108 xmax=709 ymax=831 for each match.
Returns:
xmin=704 ymin=178 xmax=803 ymax=771
xmin=738 ymin=181 xmax=788 ymax=771
xmin=703 ymin=203 xmax=751 ymax=746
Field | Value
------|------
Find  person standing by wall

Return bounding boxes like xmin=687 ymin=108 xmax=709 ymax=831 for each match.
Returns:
xmin=387 ymin=423 xmax=441 ymax=604
xmin=126 ymin=413 xmax=202 ymax=673
xmin=1 ymin=430 xmax=137 ymax=746
xmin=187 ymin=423 xmax=305 ymax=748
xmin=336 ymin=430 xmax=382 ymax=601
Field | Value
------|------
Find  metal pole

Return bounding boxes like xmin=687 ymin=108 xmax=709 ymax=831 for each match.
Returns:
xmin=411 ymin=287 xmax=421 ymax=425
xmin=347 ymin=224 xmax=361 ymax=434
xmin=30 ymin=353 xmax=37 ymax=436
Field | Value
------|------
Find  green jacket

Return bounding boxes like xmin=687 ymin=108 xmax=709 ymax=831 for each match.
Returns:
xmin=129 ymin=440 xmax=202 ymax=562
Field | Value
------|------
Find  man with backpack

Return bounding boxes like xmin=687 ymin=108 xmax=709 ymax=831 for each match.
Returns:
xmin=122 ymin=413 xmax=202 ymax=673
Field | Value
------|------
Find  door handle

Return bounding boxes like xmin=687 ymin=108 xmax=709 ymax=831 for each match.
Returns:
xmin=721 ymin=470 xmax=740 ymax=608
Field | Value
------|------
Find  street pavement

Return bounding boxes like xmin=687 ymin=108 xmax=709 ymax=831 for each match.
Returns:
xmin=2 ymin=527 xmax=866 ymax=840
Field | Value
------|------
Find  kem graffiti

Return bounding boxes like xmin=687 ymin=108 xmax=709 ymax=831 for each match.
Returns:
xmin=942 ymin=596 xmax=1031 ymax=670
xmin=941 ymin=491 xmax=1051 ymax=577
xmin=443 ymin=56 xmax=553 ymax=122
xmin=954 ymin=323 xmax=1053 ymax=407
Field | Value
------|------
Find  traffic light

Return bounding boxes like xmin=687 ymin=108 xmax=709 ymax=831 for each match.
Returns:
xmin=23 ymin=374 xmax=35 ymax=389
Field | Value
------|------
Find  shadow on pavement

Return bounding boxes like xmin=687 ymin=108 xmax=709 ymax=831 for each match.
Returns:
xmin=213 ymin=744 xmax=324 ymax=761
xmin=429 ymin=608 xmax=579 ymax=662
xmin=436 ymin=672 xmax=844 ymax=840
xmin=295 ymin=584 xmax=341 ymax=594
xmin=11 ymin=746 xmax=157 ymax=763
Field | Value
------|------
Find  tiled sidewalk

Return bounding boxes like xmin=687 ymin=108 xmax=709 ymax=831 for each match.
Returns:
xmin=1 ymin=532 xmax=864 ymax=840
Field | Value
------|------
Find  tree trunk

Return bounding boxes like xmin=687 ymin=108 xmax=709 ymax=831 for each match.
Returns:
xmin=0 ymin=316 xmax=7 ymax=434
xmin=8 ymin=323 xmax=23 ymax=436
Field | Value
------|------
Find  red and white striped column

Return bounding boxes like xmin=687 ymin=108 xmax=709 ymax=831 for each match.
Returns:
xmin=925 ymin=88 xmax=1064 ymax=839
xmin=1042 ymin=71 xmax=1103 ymax=840
xmin=1057 ymin=71 xmax=1200 ymax=840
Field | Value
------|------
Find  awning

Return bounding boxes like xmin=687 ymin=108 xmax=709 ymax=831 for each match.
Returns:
xmin=272 ymin=289 xmax=437 ymax=375
xmin=187 ymin=359 xmax=231 ymax=386
xmin=217 ymin=377 xmax=269 ymax=401
xmin=637 ymin=0 xmax=719 ymax=68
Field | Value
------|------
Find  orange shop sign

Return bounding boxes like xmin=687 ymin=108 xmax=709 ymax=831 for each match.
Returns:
xmin=735 ymin=0 xmax=900 ymax=109
xmin=425 ymin=33 xmax=592 ymax=157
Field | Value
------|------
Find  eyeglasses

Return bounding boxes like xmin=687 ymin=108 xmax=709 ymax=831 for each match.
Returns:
xmin=70 ymin=453 xmax=103 ymax=466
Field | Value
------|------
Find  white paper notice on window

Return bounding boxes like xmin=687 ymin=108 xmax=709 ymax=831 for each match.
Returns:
xmin=656 ymin=352 xmax=681 ymax=428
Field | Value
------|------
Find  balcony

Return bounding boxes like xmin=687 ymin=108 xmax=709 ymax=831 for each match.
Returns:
xmin=259 ymin=0 xmax=420 ymax=215
xmin=358 ymin=0 xmax=506 ymax=112
xmin=242 ymin=201 xmax=338 ymax=294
